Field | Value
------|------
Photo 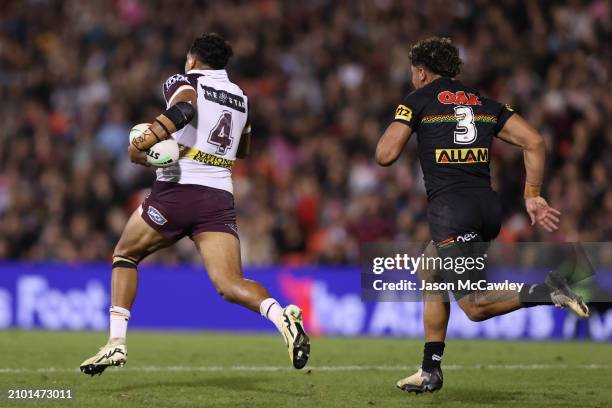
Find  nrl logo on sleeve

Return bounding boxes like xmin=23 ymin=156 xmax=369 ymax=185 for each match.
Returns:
xmin=395 ymin=104 xmax=413 ymax=121
xmin=147 ymin=206 xmax=167 ymax=225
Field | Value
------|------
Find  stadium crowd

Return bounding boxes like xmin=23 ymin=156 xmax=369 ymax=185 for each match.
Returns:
xmin=0 ymin=0 xmax=610 ymax=264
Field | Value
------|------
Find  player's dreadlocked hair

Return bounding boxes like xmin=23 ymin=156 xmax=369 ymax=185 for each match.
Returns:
xmin=189 ymin=33 xmax=233 ymax=69
xmin=409 ymin=37 xmax=462 ymax=78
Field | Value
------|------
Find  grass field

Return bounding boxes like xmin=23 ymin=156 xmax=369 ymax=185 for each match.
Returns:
xmin=0 ymin=331 xmax=610 ymax=408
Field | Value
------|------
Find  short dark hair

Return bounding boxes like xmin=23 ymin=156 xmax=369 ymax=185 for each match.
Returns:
xmin=189 ymin=33 xmax=233 ymax=69
xmin=409 ymin=37 xmax=462 ymax=77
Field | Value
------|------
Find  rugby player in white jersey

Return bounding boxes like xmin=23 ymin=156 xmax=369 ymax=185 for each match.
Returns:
xmin=80 ymin=33 xmax=310 ymax=375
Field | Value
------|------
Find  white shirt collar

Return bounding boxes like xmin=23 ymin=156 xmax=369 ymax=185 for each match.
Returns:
xmin=187 ymin=69 xmax=228 ymax=79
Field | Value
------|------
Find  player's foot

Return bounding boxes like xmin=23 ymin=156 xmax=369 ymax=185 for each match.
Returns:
xmin=80 ymin=338 xmax=127 ymax=376
xmin=396 ymin=367 xmax=443 ymax=394
xmin=280 ymin=304 xmax=310 ymax=369
xmin=545 ymin=270 xmax=589 ymax=318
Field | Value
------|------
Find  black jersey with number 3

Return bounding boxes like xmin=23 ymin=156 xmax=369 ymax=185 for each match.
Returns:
xmin=393 ymin=77 xmax=514 ymax=200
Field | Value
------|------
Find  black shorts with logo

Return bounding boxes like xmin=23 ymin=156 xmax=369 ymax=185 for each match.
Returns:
xmin=427 ymin=187 xmax=502 ymax=299
xmin=141 ymin=181 xmax=239 ymax=241
xmin=427 ymin=187 xmax=501 ymax=244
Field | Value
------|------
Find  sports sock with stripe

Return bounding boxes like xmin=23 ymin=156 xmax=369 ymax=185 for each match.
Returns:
xmin=259 ymin=298 xmax=284 ymax=332
xmin=109 ymin=306 xmax=131 ymax=340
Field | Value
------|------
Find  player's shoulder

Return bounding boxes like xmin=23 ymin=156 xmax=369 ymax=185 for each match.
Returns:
xmin=163 ymin=73 xmax=197 ymax=92
xmin=229 ymin=81 xmax=247 ymax=99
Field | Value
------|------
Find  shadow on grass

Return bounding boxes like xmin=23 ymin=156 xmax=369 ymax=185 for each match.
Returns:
xmin=403 ymin=387 xmax=521 ymax=405
xmin=108 ymin=376 xmax=309 ymax=398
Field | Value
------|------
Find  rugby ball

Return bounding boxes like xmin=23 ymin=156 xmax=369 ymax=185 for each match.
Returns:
xmin=128 ymin=123 xmax=179 ymax=168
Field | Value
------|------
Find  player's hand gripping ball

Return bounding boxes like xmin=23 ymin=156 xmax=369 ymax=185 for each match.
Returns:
xmin=128 ymin=123 xmax=180 ymax=167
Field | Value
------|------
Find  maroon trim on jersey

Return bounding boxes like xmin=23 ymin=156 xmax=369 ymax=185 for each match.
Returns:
xmin=162 ymin=73 xmax=200 ymax=105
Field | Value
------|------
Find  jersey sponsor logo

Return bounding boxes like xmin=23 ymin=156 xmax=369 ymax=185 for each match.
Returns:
xmin=437 ymin=90 xmax=481 ymax=106
xmin=184 ymin=147 xmax=234 ymax=169
xmin=456 ymin=232 xmax=479 ymax=242
xmin=435 ymin=148 xmax=489 ymax=164
xmin=395 ymin=104 xmax=413 ymax=122
xmin=147 ymin=206 xmax=167 ymax=226
xmin=200 ymin=85 xmax=246 ymax=113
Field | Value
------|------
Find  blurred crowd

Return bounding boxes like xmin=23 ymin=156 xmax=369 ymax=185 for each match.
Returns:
xmin=0 ymin=0 xmax=610 ymax=265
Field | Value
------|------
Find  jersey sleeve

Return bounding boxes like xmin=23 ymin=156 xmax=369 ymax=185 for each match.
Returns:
xmin=392 ymin=90 xmax=429 ymax=131
xmin=493 ymin=102 xmax=515 ymax=135
xmin=162 ymin=74 xmax=196 ymax=107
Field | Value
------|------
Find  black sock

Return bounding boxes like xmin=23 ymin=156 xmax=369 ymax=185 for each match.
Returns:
xmin=422 ymin=341 xmax=445 ymax=372
xmin=519 ymin=284 xmax=552 ymax=307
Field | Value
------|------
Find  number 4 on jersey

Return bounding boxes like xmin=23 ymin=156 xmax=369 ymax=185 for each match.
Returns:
xmin=208 ymin=110 xmax=233 ymax=155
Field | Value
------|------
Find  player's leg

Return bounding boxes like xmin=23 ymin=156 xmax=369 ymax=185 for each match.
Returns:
xmin=193 ymin=231 xmax=310 ymax=369
xmin=81 ymin=182 xmax=183 ymax=376
xmin=419 ymin=242 xmax=449 ymax=372
xmin=110 ymin=208 xmax=174 ymax=325
xmin=397 ymin=242 xmax=447 ymax=393
xmin=193 ymin=230 xmax=269 ymax=311
xmin=451 ymin=191 xmax=588 ymax=321
xmin=457 ymin=274 xmax=589 ymax=321
xmin=81 ymin=209 xmax=175 ymax=376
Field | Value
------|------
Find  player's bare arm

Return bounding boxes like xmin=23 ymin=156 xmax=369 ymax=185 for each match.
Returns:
xmin=375 ymin=122 xmax=413 ymax=166
xmin=236 ymin=125 xmax=251 ymax=158
xmin=127 ymin=88 xmax=197 ymax=166
xmin=497 ymin=114 xmax=561 ymax=232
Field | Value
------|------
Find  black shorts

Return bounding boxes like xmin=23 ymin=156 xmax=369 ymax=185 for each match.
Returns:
xmin=141 ymin=181 xmax=239 ymax=241
xmin=427 ymin=188 xmax=501 ymax=299
xmin=427 ymin=187 xmax=501 ymax=244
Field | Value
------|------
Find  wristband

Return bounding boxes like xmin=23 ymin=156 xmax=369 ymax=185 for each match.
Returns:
xmin=524 ymin=183 xmax=541 ymax=199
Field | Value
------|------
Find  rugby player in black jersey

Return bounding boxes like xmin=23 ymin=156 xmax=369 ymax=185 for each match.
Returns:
xmin=376 ymin=37 xmax=589 ymax=394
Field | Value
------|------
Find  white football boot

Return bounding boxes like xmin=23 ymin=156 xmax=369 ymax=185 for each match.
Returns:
xmin=280 ymin=305 xmax=310 ymax=369
xmin=396 ymin=367 xmax=443 ymax=394
xmin=80 ymin=338 xmax=127 ymax=376
xmin=545 ymin=271 xmax=589 ymax=318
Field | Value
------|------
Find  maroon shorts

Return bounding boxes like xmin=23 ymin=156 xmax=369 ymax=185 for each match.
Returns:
xmin=141 ymin=181 xmax=238 ymax=241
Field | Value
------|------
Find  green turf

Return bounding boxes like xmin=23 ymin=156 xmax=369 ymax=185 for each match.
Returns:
xmin=0 ymin=330 xmax=609 ymax=408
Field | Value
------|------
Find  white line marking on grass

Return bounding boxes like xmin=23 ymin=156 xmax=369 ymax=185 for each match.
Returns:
xmin=0 ymin=364 xmax=609 ymax=374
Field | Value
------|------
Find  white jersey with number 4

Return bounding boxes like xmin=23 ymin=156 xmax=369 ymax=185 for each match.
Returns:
xmin=156 ymin=69 xmax=249 ymax=194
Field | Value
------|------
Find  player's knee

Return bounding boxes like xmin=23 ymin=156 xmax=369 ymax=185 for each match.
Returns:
xmin=113 ymin=239 xmax=146 ymax=266
xmin=112 ymin=243 xmax=142 ymax=269
xmin=214 ymin=278 xmax=242 ymax=304
xmin=112 ymin=254 xmax=139 ymax=270
xmin=459 ymin=300 xmax=490 ymax=322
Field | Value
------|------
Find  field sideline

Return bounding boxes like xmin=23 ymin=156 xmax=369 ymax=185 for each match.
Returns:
xmin=0 ymin=331 xmax=610 ymax=408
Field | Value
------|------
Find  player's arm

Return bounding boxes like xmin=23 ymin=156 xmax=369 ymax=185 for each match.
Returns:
xmin=376 ymin=94 xmax=424 ymax=166
xmin=128 ymin=76 xmax=197 ymax=165
xmin=497 ymin=114 xmax=561 ymax=232
xmin=375 ymin=122 xmax=413 ymax=166
xmin=236 ymin=118 xmax=252 ymax=159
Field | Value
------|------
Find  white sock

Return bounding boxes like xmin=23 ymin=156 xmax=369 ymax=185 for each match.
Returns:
xmin=109 ymin=306 xmax=131 ymax=340
xmin=260 ymin=298 xmax=284 ymax=332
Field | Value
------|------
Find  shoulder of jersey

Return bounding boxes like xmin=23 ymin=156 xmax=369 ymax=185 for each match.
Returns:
xmin=164 ymin=73 xmax=191 ymax=90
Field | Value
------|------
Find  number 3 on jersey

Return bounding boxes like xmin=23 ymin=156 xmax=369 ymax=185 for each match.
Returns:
xmin=208 ymin=110 xmax=233 ymax=155
xmin=453 ymin=106 xmax=477 ymax=144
